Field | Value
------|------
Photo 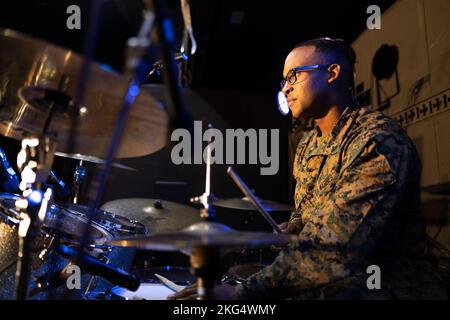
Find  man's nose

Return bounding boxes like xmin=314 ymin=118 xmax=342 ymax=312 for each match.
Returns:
xmin=282 ymin=82 xmax=293 ymax=96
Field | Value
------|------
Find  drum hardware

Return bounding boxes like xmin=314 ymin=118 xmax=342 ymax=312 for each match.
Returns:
xmin=187 ymin=124 xmax=221 ymax=299
xmin=180 ymin=0 xmax=198 ymax=57
xmin=0 ymin=146 xmax=20 ymax=193
xmin=37 ymin=234 xmax=56 ymax=262
xmin=48 ymin=170 xmax=71 ymax=200
xmin=147 ymin=53 xmax=188 ymax=78
xmin=0 ymin=192 xmax=147 ymax=299
xmin=73 ymin=1 xmax=160 ymax=278
xmin=107 ymin=164 xmax=298 ymax=299
xmin=52 ymin=153 xmax=138 ymax=205
xmin=56 ymin=245 xmax=140 ymax=292
xmin=189 ymin=123 xmax=216 ymax=221
xmin=72 ymin=160 xmax=85 ymax=204
xmin=14 ymin=134 xmax=57 ymax=300
xmin=149 ymin=0 xmax=191 ymax=130
xmin=29 ymin=259 xmax=79 ymax=297
xmin=106 ymin=222 xmax=297 ymax=296
xmin=83 ymin=275 xmax=99 ymax=299
xmin=87 ymin=243 xmax=113 ymax=252
xmin=106 ymin=144 xmax=294 ymax=298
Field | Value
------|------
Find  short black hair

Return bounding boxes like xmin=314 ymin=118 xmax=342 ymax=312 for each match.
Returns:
xmin=294 ymin=37 xmax=355 ymax=87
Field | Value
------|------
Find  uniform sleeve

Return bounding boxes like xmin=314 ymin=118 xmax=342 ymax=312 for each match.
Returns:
xmin=235 ymin=133 xmax=416 ymax=299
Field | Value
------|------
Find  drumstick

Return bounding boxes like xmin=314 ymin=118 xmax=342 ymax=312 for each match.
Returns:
xmin=227 ymin=167 xmax=282 ymax=234
xmin=154 ymin=273 xmax=184 ymax=293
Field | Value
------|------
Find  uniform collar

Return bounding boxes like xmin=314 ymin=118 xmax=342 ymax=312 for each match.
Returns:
xmin=304 ymin=103 xmax=360 ymax=156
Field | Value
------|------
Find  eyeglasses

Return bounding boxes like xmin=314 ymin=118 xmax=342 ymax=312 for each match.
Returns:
xmin=280 ymin=64 xmax=331 ymax=90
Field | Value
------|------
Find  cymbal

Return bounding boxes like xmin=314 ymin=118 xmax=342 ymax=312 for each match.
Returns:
xmin=213 ymin=197 xmax=292 ymax=212
xmin=106 ymin=222 xmax=297 ymax=251
xmin=55 ymin=152 xmax=137 ymax=171
xmin=59 ymin=201 xmax=146 ymax=235
xmin=100 ymin=198 xmax=200 ymax=234
xmin=0 ymin=29 xmax=168 ymax=158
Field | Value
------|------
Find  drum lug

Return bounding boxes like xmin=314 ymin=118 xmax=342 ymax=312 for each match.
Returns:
xmin=38 ymin=234 xmax=56 ymax=262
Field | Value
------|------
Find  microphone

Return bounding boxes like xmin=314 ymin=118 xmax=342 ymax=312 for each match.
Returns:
xmin=148 ymin=53 xmax=188 ymax=77
xmin=56 ymin=245 xmax=141 ymax=291
xmin=0 ymin=146 xmax=19 ymax=192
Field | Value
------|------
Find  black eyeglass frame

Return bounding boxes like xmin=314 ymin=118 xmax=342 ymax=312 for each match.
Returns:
xmin=281 ymin=64 xmax=333 ymax=89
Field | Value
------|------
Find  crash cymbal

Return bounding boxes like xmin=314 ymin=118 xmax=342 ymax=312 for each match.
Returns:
xmin=107 ymin=222 xmax=297 ymax=251
xmin=0 ymin=29 xmax=168 ymax=158
xmin=54 ymin=152 xmax=137 ymax=171
xmin=100 ymin=198 xmax=200 ymax=234
xmin=213 ymin=197 xmax=292 ymax=212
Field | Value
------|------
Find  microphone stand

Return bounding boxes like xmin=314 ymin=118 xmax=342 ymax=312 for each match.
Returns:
xmin=75 ymin=5 xmax=156 ymax=267
xmin=151 ymin=0 xmax=189 ymax=132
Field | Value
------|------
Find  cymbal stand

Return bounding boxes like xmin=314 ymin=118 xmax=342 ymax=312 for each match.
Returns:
xmin=190 ymin=124 xmax=217 ymax=221
xmin=14 ymin=135 xmax=56 ymax=299
xmin=188 ymin=124 xmax=225 ymax=299
xmin=71 ymin=160 xmax=86 ymax=204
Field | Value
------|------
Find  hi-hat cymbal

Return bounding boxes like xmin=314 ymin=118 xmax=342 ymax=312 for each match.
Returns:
xmin=0 ymin=29 xmax=168 ymax=158
xmin=100 ymin=198 xmax=200 ymax=234
xmin=107 ymin=222 xmax=297 ymax=251
xmin=54 ymin=152 xmax=137 ymax=171
xmin=213 ymin=197 xmax=292 ymax=212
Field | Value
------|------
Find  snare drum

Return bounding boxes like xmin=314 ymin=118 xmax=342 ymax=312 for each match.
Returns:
xmin=0 ymin=193 xmax=146 ymax=300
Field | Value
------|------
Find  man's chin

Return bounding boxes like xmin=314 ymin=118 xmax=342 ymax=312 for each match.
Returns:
xmin=290 ymin=108 xmax=304 ymax=119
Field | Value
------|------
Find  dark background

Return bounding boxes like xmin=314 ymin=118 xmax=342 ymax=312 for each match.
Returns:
xmin=0 ymin=0 xmax=395 ymax=209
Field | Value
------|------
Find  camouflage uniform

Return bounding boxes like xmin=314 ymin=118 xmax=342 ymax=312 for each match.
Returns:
xmin=235 ymin=105 xmax=446 ymax=299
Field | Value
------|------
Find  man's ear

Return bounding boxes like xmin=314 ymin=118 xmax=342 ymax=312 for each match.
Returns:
xmin=327 ymin=64 xmax=341 ymax=84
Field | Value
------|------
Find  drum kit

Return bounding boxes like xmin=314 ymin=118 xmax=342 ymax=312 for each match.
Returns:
xmin=0 ymin=5 xmax=297 ymax=300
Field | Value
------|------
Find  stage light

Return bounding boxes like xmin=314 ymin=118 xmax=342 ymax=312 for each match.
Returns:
xmin=277 ymin=91 xmax=289 ymax=116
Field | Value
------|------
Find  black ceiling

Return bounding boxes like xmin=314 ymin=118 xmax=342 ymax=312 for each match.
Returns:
xmin=0 ymin=0 xmax=395 ymax=92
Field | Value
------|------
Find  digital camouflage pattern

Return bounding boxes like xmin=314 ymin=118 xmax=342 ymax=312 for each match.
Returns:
xmin=235 ymin=105 xmax=446 ymax=299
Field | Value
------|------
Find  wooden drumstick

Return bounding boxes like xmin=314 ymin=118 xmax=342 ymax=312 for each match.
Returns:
xmin=227 ymin=167 xmax=282 ymax=234
xmin=155 ymin=273 xmax=184 ymax=292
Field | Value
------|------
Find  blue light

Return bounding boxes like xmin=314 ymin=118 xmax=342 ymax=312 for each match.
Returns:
xmin=162 ymin=19 xmax=175 ymax=43
xmin=99 ymin=64 xmax=114 ymax=73
xmin=128 ymin=84 xmax=140 ymax=97
xmin=28 ymin=190 xmax=43 ymax=205
xmin=277 ymin=91 xmax=290 ymax=116
xmin=125 ymin=82 xmax=140 ymax=104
